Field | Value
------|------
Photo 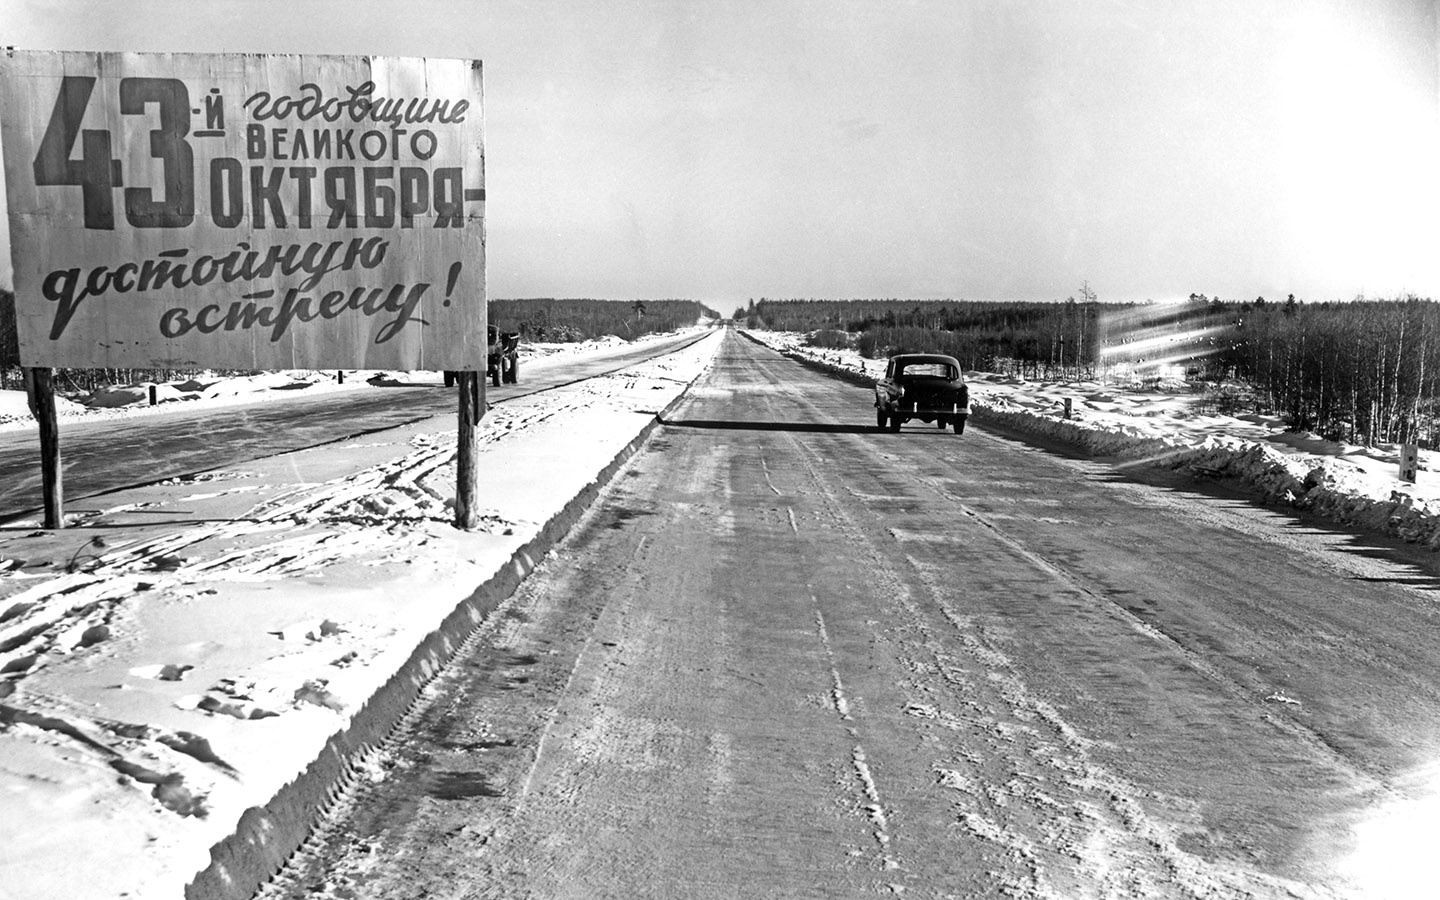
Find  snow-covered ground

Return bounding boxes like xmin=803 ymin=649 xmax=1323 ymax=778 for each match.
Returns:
xmin=0 ymin=328 xmax=723 ymax=900
xmin=5 ymin=324 xmax=1440 ymax=900
xmin=0 ymin=334 xmax=640 ymax=432
xmin=747 ymin=330 xmax=1440 ymax=550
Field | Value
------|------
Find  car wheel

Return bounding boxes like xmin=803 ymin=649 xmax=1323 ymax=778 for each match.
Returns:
xmin=953 ymin=416 xmax=966 ymax=435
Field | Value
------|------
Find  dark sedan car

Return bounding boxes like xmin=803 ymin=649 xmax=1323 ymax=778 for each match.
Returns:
xmin=874 ymin=353 xmax=970 ymax=433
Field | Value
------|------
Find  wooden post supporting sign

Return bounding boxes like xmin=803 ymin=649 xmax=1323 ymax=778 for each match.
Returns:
xmin=23 ymin=367 xmax=63 ymax=529
xmin=454 ymin=371 xmax=484 ymax=530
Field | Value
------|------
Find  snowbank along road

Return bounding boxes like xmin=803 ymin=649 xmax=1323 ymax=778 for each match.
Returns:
xmin=259 ymin=329 xmax=1440 ymax=899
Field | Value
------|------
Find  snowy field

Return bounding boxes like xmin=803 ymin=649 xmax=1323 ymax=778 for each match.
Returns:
xmin=0 ymin=329 xmax=722 ymax=900
xmin=747 ymin=330 xmax=1440 ymax=550
xmin=0 ymin=334 xmax=639 ymax=432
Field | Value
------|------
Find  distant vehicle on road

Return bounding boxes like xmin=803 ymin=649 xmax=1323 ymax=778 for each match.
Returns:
xmin=488 ymin=326 xmax=521 ymax=386
xmin=874 ymin=353 xmax=970 ymax=433
xmin=442 ymin=326 xmax=520 ymax=388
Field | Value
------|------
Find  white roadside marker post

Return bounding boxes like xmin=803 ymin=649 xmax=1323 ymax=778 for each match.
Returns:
xmin=1400 ymin=443 xmax=1419 ymax=484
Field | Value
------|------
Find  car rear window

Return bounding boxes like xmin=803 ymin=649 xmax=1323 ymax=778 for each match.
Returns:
xmin=899 ymin=363 xmax=956 ymax=379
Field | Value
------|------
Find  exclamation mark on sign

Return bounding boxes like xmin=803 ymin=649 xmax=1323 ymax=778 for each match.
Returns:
xmin=443 ymin=262 xmax=462 ymax=307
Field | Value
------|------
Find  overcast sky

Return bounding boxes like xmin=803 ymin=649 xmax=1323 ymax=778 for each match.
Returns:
xmin=1 ymin=0 xmax=1437 ymax=305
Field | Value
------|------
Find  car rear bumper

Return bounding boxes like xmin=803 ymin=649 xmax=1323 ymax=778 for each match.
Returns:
xmin=875 ymin=400 xmax=971 ymax=417
xmin=911 ymin=405 xmax=970 ymax=417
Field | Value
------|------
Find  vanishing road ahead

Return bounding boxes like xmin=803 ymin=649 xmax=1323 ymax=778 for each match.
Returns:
xmin=263 ymin=329 xmax=1440 ymax=899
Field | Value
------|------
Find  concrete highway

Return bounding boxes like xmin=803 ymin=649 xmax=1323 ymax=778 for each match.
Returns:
xmin=260 ymin=329 xmax=1440 ymax=899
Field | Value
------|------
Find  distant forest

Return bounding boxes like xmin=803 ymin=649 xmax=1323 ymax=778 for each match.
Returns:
xmin=489 ymin=298 xmax=718 ymax=342
xmin=0 ymin=290 xmax=719 ymax=392
xmin=735 ymin=294 xmax=1440 ymax=447
xmin=8 ymin=284 xmax=1440 ymax=447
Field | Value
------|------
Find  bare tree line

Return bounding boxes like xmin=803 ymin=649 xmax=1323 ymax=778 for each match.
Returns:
xmin=1220 ymin=296 xmax=1440 ymax=446
xmin=7 ymin=283 xmax=1440 ymax=447
xmin=741 ymin=294 xmax=1440 ymax=447
xmin=0 ymin=291 xmax=720 ymax=395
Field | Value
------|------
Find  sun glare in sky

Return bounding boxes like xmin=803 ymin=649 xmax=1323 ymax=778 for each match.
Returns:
xmin=1273 ymin=5 xmax=1440 ymax=299
xmin=1097 ymin=300 xmax=1236 ymax=379
xmin=0 ymin=0 xmax=1437 ymax=303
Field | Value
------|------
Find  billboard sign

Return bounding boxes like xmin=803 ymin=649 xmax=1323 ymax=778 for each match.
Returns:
xmin=0 ymin=49 xmax=485 ymax=370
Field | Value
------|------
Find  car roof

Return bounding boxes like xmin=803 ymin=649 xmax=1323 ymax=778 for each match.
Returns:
xmin=892 ymin=354 xmax=961 ymax=366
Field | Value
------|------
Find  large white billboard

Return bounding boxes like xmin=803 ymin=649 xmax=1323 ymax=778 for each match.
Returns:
xmin=0 ymin=50 xmax=486 ymax=370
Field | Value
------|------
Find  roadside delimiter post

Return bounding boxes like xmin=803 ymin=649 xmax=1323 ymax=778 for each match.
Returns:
xmin=1400 ymin=443 xmax=1419 ymax=483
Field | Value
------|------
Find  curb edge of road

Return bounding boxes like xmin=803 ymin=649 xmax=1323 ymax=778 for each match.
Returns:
xmin=185 ymin=377 xmax=703 ymax=900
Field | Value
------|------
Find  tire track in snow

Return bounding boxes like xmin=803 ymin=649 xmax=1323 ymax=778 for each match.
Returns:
xmin=813 ymin=593 xmax=902 ymax=877
xmin=813 ymin=604 xmax=852 ymax=722
xmin=933 ymin=480 xmax=1391 ymax=796
xmin=781 ymin=428 xmax=1083 ymax=895
xmin=903 ymin=550 xmax=1337 ymax=900
xmin=780 ymin=426 xmax=1338 ymax=899
xmin=773 ymin=420 xmax=905 ymax=884
xmin=0 ymin=400 xmax=592 ymax=683
xmin=0 ymin=392 xmax=600 ymax=821
xmin=769 ymin=423 xmax=929 ymax=893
